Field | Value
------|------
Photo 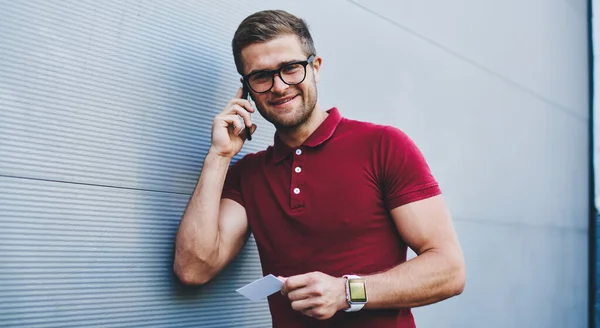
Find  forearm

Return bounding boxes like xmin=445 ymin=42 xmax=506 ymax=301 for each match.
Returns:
xmin=174 ymin=149 xmax=232 ymax=282
xmin=363 ymin=249 xmax=465 ymax=309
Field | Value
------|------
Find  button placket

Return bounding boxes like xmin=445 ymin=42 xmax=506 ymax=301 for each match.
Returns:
xmin=290 ymin=148 xmax=306 ymax=209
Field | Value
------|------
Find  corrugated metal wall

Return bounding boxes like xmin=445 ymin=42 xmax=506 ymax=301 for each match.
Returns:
xmin=0 ymin=0 xmax=590 ymax=327
xmin=0 ymin=1 xmax=275 ymax=327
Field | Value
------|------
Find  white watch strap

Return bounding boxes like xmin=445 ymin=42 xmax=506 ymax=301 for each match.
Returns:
xmin=346 ymin=302 xmax=365 ymax=312
xmin=343 ymin=275 xmax=365 ymax=312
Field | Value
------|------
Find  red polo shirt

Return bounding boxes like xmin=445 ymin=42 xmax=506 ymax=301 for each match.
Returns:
xmin=222 ymin=107 xmax=441 ymax=328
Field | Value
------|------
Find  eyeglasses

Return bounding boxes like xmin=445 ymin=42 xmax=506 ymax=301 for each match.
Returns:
xmin=242 ymin=55 xmax=315 ymax=93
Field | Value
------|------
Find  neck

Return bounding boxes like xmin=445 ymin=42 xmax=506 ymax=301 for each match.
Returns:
xmin=277 ymin=104 xmax=328 ymax=148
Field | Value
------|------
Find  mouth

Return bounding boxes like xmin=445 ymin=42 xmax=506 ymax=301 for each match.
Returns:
xmin=269 ymin=94 xmax=298 ymax=108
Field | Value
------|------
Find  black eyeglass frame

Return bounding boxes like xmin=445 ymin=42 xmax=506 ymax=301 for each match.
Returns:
xmin=241 ymin=55 xmax=316 ymax=94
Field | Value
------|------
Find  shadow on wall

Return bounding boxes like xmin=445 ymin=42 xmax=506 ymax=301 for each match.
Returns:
xmin=164 ymin=38 xmax=228 ymax=294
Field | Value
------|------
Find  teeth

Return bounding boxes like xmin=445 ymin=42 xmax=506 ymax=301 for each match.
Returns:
xmin=274 ymin=97 xmax=293 ymax=105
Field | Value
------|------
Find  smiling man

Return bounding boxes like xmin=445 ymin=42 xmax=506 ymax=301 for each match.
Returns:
xmin=174 ymin=9 xmax=465 ymax=328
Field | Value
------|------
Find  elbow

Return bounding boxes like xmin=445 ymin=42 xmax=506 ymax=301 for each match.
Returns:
xmin=174 ymin=263 xmax=214 ymax=285
xmin=173 ymin=250 xmax=218 ymax=286
xmin=449 ymin=257 xmax=466 ymax=296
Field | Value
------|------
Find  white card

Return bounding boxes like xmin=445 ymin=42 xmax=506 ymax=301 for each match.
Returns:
xmin=236 ymin=274 xmax=284 ymax=301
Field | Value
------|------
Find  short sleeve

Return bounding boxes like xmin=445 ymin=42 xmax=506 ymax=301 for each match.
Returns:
xmin=221 ymin=157 xmax=246 ymax=207
xmin=379 ymin=126 xmax=441 ymax=210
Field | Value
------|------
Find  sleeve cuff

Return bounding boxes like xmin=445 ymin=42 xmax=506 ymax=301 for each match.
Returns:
xmin=221 ymin=191 xmax=245 ymax=207
xmin=386 ymin=184 xmax=442 ymax=210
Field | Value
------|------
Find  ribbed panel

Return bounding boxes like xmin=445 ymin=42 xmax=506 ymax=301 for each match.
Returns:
xmin=0 ymin=0 xmax=275 ymax=192
xmin=0 ymin=176 xmax=271 ymax=327
xmin=0 ymin=1 xmax=273 ymax=327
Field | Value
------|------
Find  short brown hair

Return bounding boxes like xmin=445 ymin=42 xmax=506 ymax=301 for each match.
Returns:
xmin=232 ymin=10 xmax=317 ymax=75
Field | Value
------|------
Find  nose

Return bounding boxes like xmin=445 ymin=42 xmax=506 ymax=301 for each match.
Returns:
xmin=271 ymin=73 xmax=288 ymax=93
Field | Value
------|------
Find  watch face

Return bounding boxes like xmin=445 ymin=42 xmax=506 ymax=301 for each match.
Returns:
xmin=348 ymin=279 xmax=367 ymax=303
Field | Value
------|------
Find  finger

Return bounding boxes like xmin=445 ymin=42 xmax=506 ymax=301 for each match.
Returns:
xmin=223 ymin=104 xmax=253 ymax=126
xmin=287 ymin=286 xmax=311 ymax=301
xmin=291 ymin=298 xmax=319 ymax=312
xmin=282 ymin=274 xmax=311 ymax=294
xmin=229 ymin=98 xmax=255 ymax=113
xmin=220 ymin=114 xmax=244 ymax=136
xmin=225 ymin=104 xmax=253 ymax=128
xmin=235 ymin=87 xmax=243 ymax=99
xmin=278 ymin=276 xmax=287 ymax=294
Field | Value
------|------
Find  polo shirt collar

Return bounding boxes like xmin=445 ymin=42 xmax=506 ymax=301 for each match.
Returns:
xmin=272 ymin=107 xmax=342 ymax=164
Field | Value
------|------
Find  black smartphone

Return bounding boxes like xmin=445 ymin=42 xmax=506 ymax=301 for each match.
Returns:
xmin=242 ymin=84 xmax=252 ymax=141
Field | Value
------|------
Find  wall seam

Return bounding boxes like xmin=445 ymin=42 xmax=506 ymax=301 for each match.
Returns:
xmin=346 ymin=0 xmax=587 ymax=123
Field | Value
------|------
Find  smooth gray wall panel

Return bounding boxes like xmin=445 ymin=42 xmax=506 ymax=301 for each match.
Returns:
xmin=565 ymin=0 xmax=588 ymax=14
xmin=349 ymin=0 xmax=589 ymax=120
xmin=412 ymin=222 xmax=587 ymax=327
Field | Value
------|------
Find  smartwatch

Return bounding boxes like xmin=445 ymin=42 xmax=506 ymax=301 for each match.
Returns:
xmin=343 ymin=274 xmax=367 ymax=312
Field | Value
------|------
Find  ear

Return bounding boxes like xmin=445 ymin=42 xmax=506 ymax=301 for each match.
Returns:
xmin=312 ymin=56 xmax=322 ymax=83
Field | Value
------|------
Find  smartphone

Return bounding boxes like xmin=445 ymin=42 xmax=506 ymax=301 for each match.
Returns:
xmin=241 ymin=84 xmax=252 ymax=141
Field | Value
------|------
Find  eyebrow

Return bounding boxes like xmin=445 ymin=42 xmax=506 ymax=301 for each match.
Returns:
xmin=246 ymin=58 xmax=305 ymax=76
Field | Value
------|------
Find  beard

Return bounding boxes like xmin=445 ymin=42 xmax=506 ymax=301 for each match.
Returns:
xmin=254 ymin=81 xmax=318 ymax=131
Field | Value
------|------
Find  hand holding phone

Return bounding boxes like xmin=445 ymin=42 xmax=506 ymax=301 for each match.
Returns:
xmin=209 ymin=87 xmax=256 ymax=159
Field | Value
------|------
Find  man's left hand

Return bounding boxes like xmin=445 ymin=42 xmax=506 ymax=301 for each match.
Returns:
xmin=280 ymin=271 xmax=349 ymax=320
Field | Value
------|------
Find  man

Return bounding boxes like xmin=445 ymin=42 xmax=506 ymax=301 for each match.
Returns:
xmin=174 ymin=9 xmax=465 ymax=328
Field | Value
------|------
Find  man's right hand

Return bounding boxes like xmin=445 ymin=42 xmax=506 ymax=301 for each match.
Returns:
xmin=210 ymin=87 xmax=257 ymax=158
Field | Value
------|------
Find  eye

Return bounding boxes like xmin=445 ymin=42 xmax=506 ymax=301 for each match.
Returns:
xmin=281 ymin=64 xmax=302 ymax=74
xmin=250 ymin=71 xmax=271 ymax=83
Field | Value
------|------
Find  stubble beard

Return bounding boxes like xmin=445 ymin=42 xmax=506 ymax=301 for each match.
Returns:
xmin=255 ymin=83 xmax=318 ymax=132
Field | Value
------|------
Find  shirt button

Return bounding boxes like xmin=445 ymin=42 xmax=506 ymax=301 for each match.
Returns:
xmin=293 ymin=188 xmax=300 ymax=194
xmin=295 ymin=149 xmax=302 ymax=155
xmin=295 ymin=167 xmax=302 ymax=173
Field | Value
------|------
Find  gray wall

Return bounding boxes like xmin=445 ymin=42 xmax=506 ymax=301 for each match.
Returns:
xmin=0 ymin=1 xmax=275 ymax=327
xmin=0 ymin=1 xmax=589 ymax=327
